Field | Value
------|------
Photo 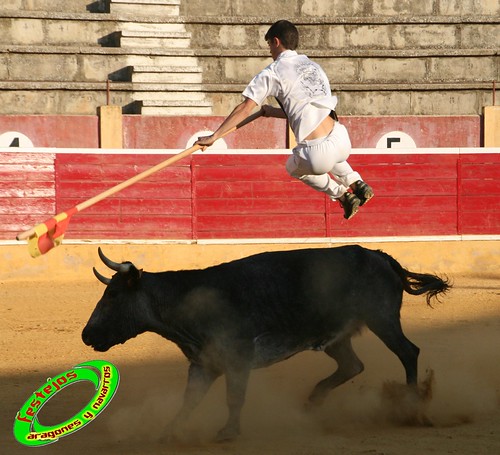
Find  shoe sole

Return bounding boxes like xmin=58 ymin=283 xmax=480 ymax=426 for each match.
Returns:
xmin=359 ymin=191 xmax=374 ymax=206
xmin=354 ymin=181 xmax=374 ymax=206
xmin=344 ymin=200 xmax=360 ymax=220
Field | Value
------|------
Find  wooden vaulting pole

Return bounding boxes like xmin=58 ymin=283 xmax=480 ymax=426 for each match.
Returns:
xmin=17 ymin=110 xmax=263 ymax=258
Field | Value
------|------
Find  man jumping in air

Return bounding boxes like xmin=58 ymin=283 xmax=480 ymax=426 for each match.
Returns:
xmin=196 ymin=20 xmax=373 ymax=219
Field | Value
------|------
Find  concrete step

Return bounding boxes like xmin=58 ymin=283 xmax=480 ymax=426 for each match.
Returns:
xmin=1 ymin=44 xmax=495 ymax=86
xmin=0 ymin=43 xmax=494 ymax=59
xmin=0 ymin=16 xmax=117 ymax=46
xmin=131 ymin=65 xmax=203 ymax=84
xmin=132 ymin=72 xmax=203 ymax=83
xmin=118 ymin=30 xmax=191 ymax=48
xmin=133 ymin=65 xmax=202 ymax=73
xmin=141 ymin=106 xmax=213 ymax=115
xmin=1 ymin=80 xmax=492 ymax=92
xmin=141 ymin=99 xmax=212 ymax=107
xmin=3 ymin=0 xmax=100 ymax=13
xmin=121 ymin=22 xmax=187 ymax=33
xmin=125 ymin=55 xmax=200 ymax=68
xmin=137 ymin=99 xmax=213 ymax=115
xmin=120 ymin=30 xmax=191 ymax=39
xmin=131 ymin=82 xmax=225 ymax=91
xmin=109 ymin=0 xmax=180 ymax=16
xmin=132 ymin=91 xmax=208 ymax=101
xmin=0 ymin=81 xmax=490 ymax=115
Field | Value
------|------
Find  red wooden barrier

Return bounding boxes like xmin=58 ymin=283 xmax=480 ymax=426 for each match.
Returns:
xmin=56 ymin=153 xmax=192 ymax=239
xmin=0 ymin=115 xmax=480 ymax=148
xmin=330 ymin=153 xmax=459 ymax=236
xmin=459 ymin=153 xmax=500 ymax=235
xmin=0 ymin=152 xmax=55 ymax=237
xmin=1 ymin=149 xmax=499 ymax=241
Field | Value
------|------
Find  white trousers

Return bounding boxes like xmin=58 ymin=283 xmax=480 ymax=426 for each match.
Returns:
xmin=286 ymin=122 xmax=361 ymax=200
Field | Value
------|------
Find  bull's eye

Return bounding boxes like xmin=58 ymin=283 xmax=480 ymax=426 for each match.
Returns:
xmin=103 ymin=289 xmax=118 ymax=301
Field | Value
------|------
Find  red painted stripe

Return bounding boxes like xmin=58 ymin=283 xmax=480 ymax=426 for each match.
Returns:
xmin=460 ymin=212 xmax=500 ymax=234
xmin=56 ymin=181 xmax=192 ymax=199
xmin=461 ymin=195 xmax=497 ymax=211
xmin=0 ymin=198 xmax=54 ymax=215
xmin=197 ymin=198 xmax=324 ymax=215
xmin=0 ymin=152 xmax=55 ymax=165
xmin=460 ymin=163 xmax=500 ymax=180
xmin=2 ymin=149 xmax=499 ymax=241
xmin=0 ymin=181 xmax=54 ymax=197
xmin=327 ymin=211 xmax=458 ymax=236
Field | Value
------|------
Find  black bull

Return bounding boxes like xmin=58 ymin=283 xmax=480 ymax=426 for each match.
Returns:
xmin=82 ymin=245 xmax=450 ymax=441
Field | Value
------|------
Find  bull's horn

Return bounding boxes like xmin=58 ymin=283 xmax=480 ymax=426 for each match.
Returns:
xmin=98 ymin=247 xmax=132 ymax=273
xmin=93 ymin=267 xmax=111 ymax=285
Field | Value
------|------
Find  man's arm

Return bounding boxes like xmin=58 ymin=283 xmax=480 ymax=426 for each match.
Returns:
xmin=196 ymin=97 xmax=259 ymax=150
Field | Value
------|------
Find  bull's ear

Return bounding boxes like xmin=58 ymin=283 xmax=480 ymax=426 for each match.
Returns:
xmin=126 ymin=266 xmax=143 ymax=288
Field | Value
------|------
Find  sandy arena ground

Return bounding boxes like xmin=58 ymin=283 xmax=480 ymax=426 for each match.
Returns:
xmin=1 ymin=257 xmax=500 ymax=454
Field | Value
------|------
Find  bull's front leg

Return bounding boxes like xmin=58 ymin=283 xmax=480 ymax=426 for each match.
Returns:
xmin=215 ymin=364 xmax=251 ymax=442
xmin=165 ymin=362 xmax=220 ymax=440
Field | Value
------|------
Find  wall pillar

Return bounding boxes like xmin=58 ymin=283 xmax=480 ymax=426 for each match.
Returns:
xmin=98 ymin=105 xmax=123 ymax=148
xmin=484 ymin=106 xmax=500 ymax=147
xmin=286 ymin=122 xmax=296 ymax=148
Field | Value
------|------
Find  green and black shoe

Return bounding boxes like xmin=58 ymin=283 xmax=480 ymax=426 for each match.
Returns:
xmin=340 ymin=192 xmax=361 ymax=220
xmin=352 ymin=180 xmax=374 ymax=206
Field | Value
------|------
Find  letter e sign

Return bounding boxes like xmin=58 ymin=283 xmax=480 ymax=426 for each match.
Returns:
xmin=376 ymin=131 xmax=416 ymax=149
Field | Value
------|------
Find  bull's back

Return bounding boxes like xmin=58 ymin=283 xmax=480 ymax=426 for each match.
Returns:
xmin=204 ymin=245 xmax=401 ymax=329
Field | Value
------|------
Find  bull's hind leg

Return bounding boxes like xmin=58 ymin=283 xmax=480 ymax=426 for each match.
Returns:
xmin=308 ymin=337 xmax=364 ymax=406
xmin=368 ymin=318 xmax=434 ymax=425
xmin=367 ymin=318 xmax=420 ymax=385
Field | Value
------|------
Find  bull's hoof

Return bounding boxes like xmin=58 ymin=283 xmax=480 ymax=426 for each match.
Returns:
xmin=381 ymin=369 xmax=435 ymax=426
xmin=303 ymin=399 xmax=321 ymax=414
xmin=215 ymin=426 xmax=240 ymax=442
xmin=159 ymin=423 xmax=185 ymax=444
xmin=158 ymin=429 xmax=176 ymax=444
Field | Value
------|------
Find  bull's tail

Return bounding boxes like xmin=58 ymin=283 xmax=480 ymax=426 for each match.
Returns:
xmin=377 ymin=250 xmax=451 ymax=306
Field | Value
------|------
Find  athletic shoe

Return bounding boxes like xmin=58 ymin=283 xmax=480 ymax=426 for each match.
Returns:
xmin=340 ymin=192 xmax=361 ymax=220
xmin=352 ymin=180 xmax=374 ymax=206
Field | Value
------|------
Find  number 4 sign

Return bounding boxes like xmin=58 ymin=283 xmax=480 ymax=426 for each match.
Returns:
xmin=0 ymin=132 xmax=34 ymax=147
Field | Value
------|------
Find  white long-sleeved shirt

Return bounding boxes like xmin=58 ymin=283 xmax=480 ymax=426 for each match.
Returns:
xmin=243 ymin=50 xmax=338 ymax=143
